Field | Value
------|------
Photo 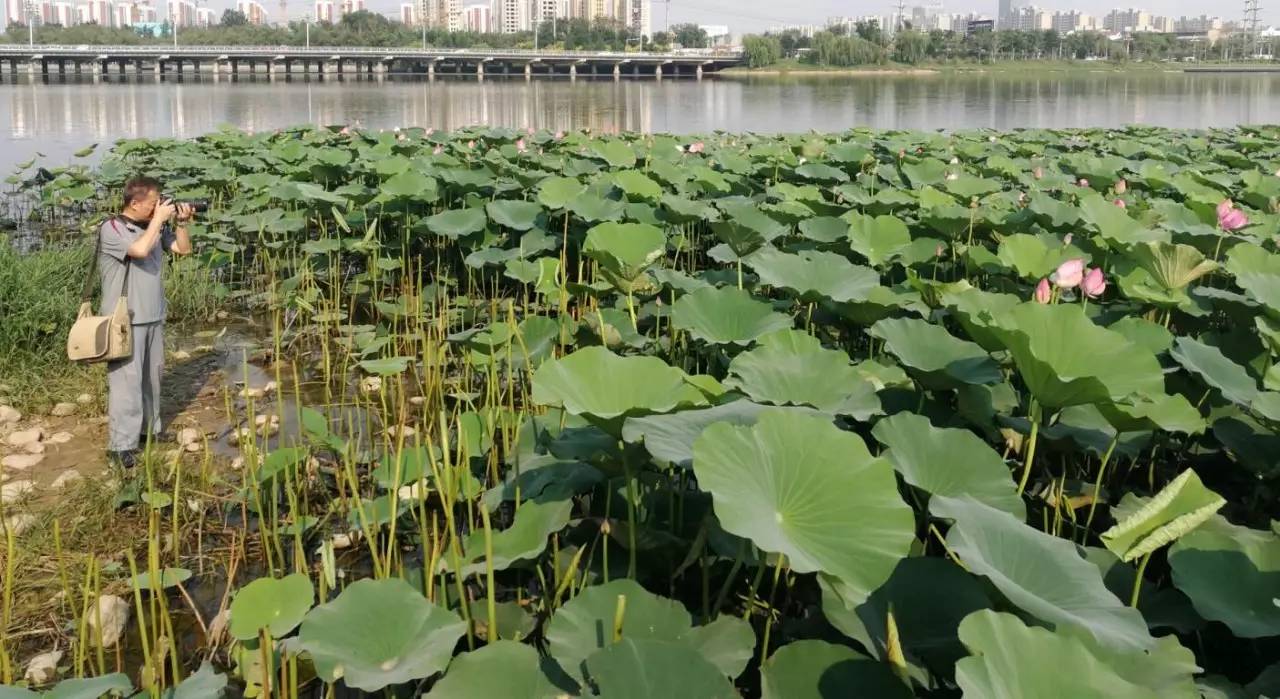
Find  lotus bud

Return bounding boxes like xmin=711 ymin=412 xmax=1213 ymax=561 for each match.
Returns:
xmin=689 ymin=142 xmax=705 ymax=154
xmin=467 ymin=140 xmax=476 ymax=149
xmin=945 ymin=173 xmax=959 ymax=181
xmin=1081 ymin=267 xmax=1107 ymax=298
xmin=1032 ymin=166 xmax=1043 ymax=179
xmin=433 ymin=145 xmax=443 ymax=155
xmin=555 ymin=130 xmax=565 ymax=140
xmin=950 ymin=157 xmax=959 ymax=165
xmin=1054 ymin=258 xmax=1085 ymax=289
xmin=516 ymin=138 xmax=527 ymax=153
xmin=1034 ymin=278 xmax=1052 ymax=304
xmin=1078 ymin=178 xmax=1090 ymax=188
xmin=898 ymin=149 xmax=906 ymax=159
xmin=935 ymin=244 xmax=945 ymax=258
xmin=526 ymin=127 xmax=535 ymax=136
xmin=1113 ymin=198 xmax=1126 ymax=209
xmin=425 ymin=127 xmax=435 ymax=136
xmin=1114 ymin=178 xmax=1127 ymax=194
xmin=1017 ymin=192 xmax=1027 ymax=204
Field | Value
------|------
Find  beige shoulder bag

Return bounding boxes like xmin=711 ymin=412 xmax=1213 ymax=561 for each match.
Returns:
xmin=67 ymin=219 xmax=133 ymax=363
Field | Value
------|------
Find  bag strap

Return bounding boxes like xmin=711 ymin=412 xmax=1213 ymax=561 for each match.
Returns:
xmin=81 ymin=218 xmax=133 ymax=303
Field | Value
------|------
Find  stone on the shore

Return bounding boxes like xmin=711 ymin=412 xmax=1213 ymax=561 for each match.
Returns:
xmin=386 ymin=425 xmax=417 ymax=439
xmin=76 ymin=393 xmax=93 ymax=405
xmin=1 ymin=453 xmax=43 ymax=471
xmin=184 ymin=442 xmax=201 ymax=453
xmin=50 ymin=402 xmax=77 ymax=417
xmin=397 ymin=480 xmax=428 ymax=500
xmin=6 ymin=427 xmax=43 ymax=449
xmin=237 ymin=387 xmax=263 ymax=400
xmin=0 ymin=406 xmax=19 ymax=424
xmin=23 ymin=649 xmax=62 ymax=685
xmin=360 ymin=376 xmax=382 ymax=393
xmin=262 ymin=381 xmax=278 ymax=393
xmin=87 ymin=595 xmax=130 ymax=648
xmin=50 ymin=469 xmax=82 ymax=490
xmin=408 ymin=396 xmax=426 ymax=406
xmin=1 ymin=479 xmax=34 ymax=504
xmin=4 ymin=513 xmax=37 ymax=537
xmin=177 ymin=428 xmax=201 ymax=446
xmin=24 ymin=442 xmax=45 ymax=455
xmin=47 ymin=432 xmax=74 ymax=445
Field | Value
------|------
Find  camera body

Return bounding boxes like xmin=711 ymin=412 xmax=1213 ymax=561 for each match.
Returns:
xmin=160 ymin=195 xmax=210 ymax=214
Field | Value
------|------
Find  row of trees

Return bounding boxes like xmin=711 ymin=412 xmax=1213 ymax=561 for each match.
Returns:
xmin=2 ymin=12 xmax=712 ymax=52
xmin=744 ymin=26 xmax=1275 ymax=68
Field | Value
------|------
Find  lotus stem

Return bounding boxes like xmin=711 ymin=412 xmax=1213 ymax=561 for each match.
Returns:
xmin=1082 ymin=435 xmax=1120 ymax=541
xmin=480 ymin=506 xmax=498 ymax=642
xmin=1015 ymin=400 xmax=1041 ymax=496
xmin=622 ymin=449 xmax=639 ymax=579
xmin=758 ymin=554 xmax=788 ymax=667
xmin=611 ymin=594 xmax=628 ymax=643
xmin=1129 ymin=551 xmax=1153 ymax=608
xmin=712 ymin=540 xmax=748 ymax=620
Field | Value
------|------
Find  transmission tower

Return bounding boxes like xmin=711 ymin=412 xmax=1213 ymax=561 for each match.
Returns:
xmin=1244 ymin=0 xmax=1262 ymax=57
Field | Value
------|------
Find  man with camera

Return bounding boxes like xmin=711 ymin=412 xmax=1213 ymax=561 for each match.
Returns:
xmin=99 ymin=176 xmax=195 ymax=468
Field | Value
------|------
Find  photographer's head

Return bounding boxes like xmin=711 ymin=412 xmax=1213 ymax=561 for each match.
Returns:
xmin=122 ymin=176 xmax=163 ymax=221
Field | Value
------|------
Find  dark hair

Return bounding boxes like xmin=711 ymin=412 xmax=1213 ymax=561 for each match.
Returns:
xmin=122 ymin=176 xmax=162 ymax=207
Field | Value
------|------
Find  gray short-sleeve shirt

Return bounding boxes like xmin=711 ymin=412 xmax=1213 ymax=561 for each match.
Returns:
xmin=98 ymin=217 xmax=176 ymax=325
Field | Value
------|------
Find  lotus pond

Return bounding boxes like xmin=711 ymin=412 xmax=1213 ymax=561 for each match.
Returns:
xmin=3 ymin=124 xmax=1280 ymax=698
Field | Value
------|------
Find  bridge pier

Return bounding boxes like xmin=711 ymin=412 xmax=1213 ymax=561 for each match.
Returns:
xmin=524 ymin=62 xmax=532 ymax=80
xmin=613 ymin=62 xmax=621 ymax=79
xmin=696 ymin=64 xmax=704 ymax=80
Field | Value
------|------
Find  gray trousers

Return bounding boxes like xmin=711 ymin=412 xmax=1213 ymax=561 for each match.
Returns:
xmin=107 ymin=322 xmax=164 ymax=451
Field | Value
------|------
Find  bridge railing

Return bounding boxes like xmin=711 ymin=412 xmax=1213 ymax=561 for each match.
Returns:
xmin=0 ymin=44 xmax=741 ymax=60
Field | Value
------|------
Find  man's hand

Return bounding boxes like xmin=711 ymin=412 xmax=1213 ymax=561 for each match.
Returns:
xmin=153 ymin=200 xmax=177 ymax=223
xmin=175 ymin=202 xmax=195 ymax=223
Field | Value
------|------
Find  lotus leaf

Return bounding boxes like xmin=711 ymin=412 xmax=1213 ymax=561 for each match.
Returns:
xmin=681 ymin=615 xmax=756 ymax=679
xmin=537 ymin=176 xmax=587 ymax=209
xmin=425 ymin=208 xmax=487 ymax=239
xmin=544 ymin=579 xmax=691 ymax=678
xmin=447 ymin=498 xmax=572 ymax=577
xmin=296 ymin=578 xmax=466 ymax=692
xmin=173 ymin=663 xmax=227 ymax=699
xmin=43 ymin=675 xmax=132 ymax=699
xmin=760 ymin=640 xmax=912 ymax=699
xmin=990 ymin=303 xmax=1165 ymax=409
xmin=1127 ymin=241 xmax=1218 ymax=293
xmin=426 ymin=641 xmax=575 ymax=698
xmin=128 ymin=567 xmax=192 ymax=592
xmin=671 ymin=286 xmax=793 ymax=346
xmin=1101 ymin=470 xmax=1225 ymax=562
xmin=229 ymin=574 xmax=316 ymax=642
xmin=930 ymin=496 xmax=1155 ymax=652
xmin=847 ymin=213 xmax=911 ymax=267
xmin=723 ymin=330 xmax=881 ymax=417
xmin=796 ymin=216 xmax=848 ymax=243
xmin=486 ymin=200 xmax=542 ymax=231
xmin=1169 ymin=514 xmax=1280 ymax=638
xmin=693 ymin=411 xmax=914 ymax=599
xmin=532 ymin=346 xmax=703 ymax=422
xmin=1170 ymin=336 xmax=1261 ymax=406
xmin=592 ymin=140 xmax=636 ymax=168
xmin=622 ymin=401 xmax=824 ymax=469
xmin=872 ymin=412 xmax=1024 ymax=517
xmin=868 ymin=317 xmax=1001 ymax=388
xmin=748 ymin=248 xmax=879 ymax=303
xmin=584 ymin=639 xmax=737 ymax=699
xmin=582 ymin=222 xmax=667 ymax=293
xmin=613 ymin=170 xmax=663 ymax=200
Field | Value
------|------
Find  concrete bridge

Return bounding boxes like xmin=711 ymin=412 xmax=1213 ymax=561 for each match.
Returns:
xmin=0 ymin=44 xmax=742 ymax=80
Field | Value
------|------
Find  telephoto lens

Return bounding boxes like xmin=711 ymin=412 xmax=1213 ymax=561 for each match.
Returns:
xmin=161 ymin=196 xmax=210 ymax=213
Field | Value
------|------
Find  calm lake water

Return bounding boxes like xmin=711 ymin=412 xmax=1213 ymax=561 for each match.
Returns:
xmin=2 ymin=71 xmax=1279 ymax=171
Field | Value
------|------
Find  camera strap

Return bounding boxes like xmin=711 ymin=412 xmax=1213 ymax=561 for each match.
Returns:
xmin=81 ymin=217 xmax=133 ymax=303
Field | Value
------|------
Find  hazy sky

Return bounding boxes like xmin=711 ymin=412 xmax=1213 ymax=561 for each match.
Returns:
xmin=656 ymin=0 xmax=1277 ymax=32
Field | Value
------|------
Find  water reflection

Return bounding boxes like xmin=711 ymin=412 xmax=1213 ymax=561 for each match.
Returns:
xmin=2 ymin=72 xmax=1279 ymax=170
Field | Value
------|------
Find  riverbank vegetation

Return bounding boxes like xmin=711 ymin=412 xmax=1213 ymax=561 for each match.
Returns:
xmin=2 ymin=124 xmax=1280 ymax=697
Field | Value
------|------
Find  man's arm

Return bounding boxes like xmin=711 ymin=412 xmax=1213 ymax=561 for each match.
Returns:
xmin=170 ymin=203 xmax=193 ymax=256
xmin=124 ymin=200 xmax=176 ymax=259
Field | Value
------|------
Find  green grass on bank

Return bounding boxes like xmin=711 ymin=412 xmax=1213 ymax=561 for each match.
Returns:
xmin=722 ymin=58 xmax=1203 ymax=76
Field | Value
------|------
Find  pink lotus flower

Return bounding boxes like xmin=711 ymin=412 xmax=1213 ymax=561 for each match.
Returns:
xmin=1113 ymin=198 xmax=1126 ymax=209
xmin=935 ymin=244 xmax=945 ymax=258
xmin=1017 ymin=192 xmax=1027 ymax=204
xmin=425 ymin=127 xmax=435 ymax=136
xmin=555 ymin=130 xmax=564 ymax=140
xmin=1055 ymin=258 xmax=1085 ymax=289
xmin=1063 ymin=233 xmax=1073 ymax=246
xmin=1114 ymin=178 xmax=1127 ymax=194
xmin=339 ymin=126 xmax=351 ymax=135
xmin=1078 ymin=178 xmax=1090 ymax=188
xmin=516 ymin=138 xmax=527 ymax=153
xmin=1081 ymin=267 xmax=1106 ymax=298
xmin=526 ymin=127 xmax=535 ymax=136
xmin=467 ymin=140 xmax=476 ymax=149
xmin=1034 ymin=278 xmax=1052 ymax=304
xmin=433 ymin=145 xmax=443 ymax=155
xmin=1217 ymin=199 xmax=1248 ymax=231
xmin=1032 ymin=166 xmax=1043 ymax=180
xmin=689 ymin=142 xmax=705 ymax=154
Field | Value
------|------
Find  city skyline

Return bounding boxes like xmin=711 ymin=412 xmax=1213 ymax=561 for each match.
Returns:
xmin=5 ymin=0 xmax=1277 ymax=31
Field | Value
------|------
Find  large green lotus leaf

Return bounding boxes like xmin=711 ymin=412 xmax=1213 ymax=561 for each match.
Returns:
xmin=996 ymin=233 xmax=1080 ymax=281
xmin=990 ymin=303 xmax=1165 ymax=409
xmin=378 ymin=169 xmax=438 ymax=201
xmin=1080 ymin=193 xmax=1168 ymax=246
xmin=582 ymin=222 xmax=667 ymax=291
xmin=1224 ymin=243 xmax=1280 ymax=312
xmin=760 ymin=640 xmax=912 ymax=699
xmin=592 ymin=140 xmax=637 ymax=168
xmin=930 ymin=496 xmax=1154 ymax=652
xmin=847 ymin=213 xmax=911 ymax=267
xmin=693 ymin=411 xmax=914 ymax=599
xmin=955 ymin=611 xmax=1197 ymax=699
xmin=426 ymin=641 xmax=575 ymax=698
xmin=537 ymin=175 xmax=587 ymax=210
xmin=448 ymin=499 xmax=573 ymax=577
xmin=1170 ymin=337 xmax=1261 ymax=406
xmin=872 ymin=412 xmax=1024 ymax=518
xmin=711 ymin=203 xmax=787 ymax=256
xmin=1108 ymin=317 xmax=1175 ymax=355
xmin=545 ymin=579 xmax=692 ymax=679
xmin=681 ymin=615 xmax=756 ymax=680
xmin=822 ymin=557 xmax=992 ymax=674
xmin=940 ymin=284 xmax=1022 ymax=352
xmin=128 ymin=567 xmax=192 ymax=592
xmin=796 ymin=215 xmax=848 ymax=243
xmin=228 ymin=573 xmax=315 ymax=641
xmin=1096 ymin=394 xmax=1205 ymax=435
xmin=568 ymin=192 xmax=626 ymax=222
xmin=723 ymin=330 xmax=881 ymax=418
xmin=747 ymin=248 xmax=880 ymax=303
xmin=622 ymin=401 xmax=823 ymax=469
xmin=1101 ymin=470 xmax=1225 ymax=562
xmin=584 ymin=639 xmax=736 ymax=699
xmin=486 ymin=200 xmax=543 ymax=231
xmin=43 ymin=674 xmax=132 ymax=699
xmin=532 ymin=347 xmax=701 ymax=421
xmin=172 ymin=662 xmax=227 ymax=699
xmin=868 ymin=317 xmax=1001 ymax=388
xmin=0 ymin=688 xmax=36 ymax=698
xmin=671 ymin=286 xmax=793 ymax=346
xmin=612 ymin=170 xmax=664 ymax=201
xmin=296 ymin=578 xmax=466 ymax=691
xmin=1169 ymin=514 xmax=1280 ymax=638
xmin=425 ymin=208 xmax=487 ymax=239
xmin=1127 ymin=241 xmax=1218 ymax=292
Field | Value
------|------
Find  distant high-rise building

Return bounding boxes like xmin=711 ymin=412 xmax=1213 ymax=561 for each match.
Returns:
xmin=335 ymin=0 xmax=362 ymax=20
xmin=84 ymin=0 xmax=112 ymax=24
xmin=624 ymin=0 xmax=648 ymax=38
xmin=997 ymin=0 xmax=1026 ymax=28
xmin=4 ymin=0 xmax=26 ymax=27
xmin=1051 ymin=10 xmax=1095 ymax=33
xmin=169 ymin=0 xmax=197 ymax=27
xmin=461 ymin=2 xmax=487 ymax=30
xmin=1006 ymin=5 xmax=1049 ymax=30
xmin=51 ymin=1 xmax=73 ymax=25
xmin=314 ymin=0 xmax=333 ymax=21
xmin=1103 ymin=8 xmax=1151 ymax=33
xmin=418 ymin=0 xmax=459 ymax=30
xmin=236 ymin=0 xmax=267 ymax=24
xmin=1174 ymin=14 xmax=1222 ymax=32
xmin=195 ymin=5 xmax=213 ymax=24
xmin=493 ymin=0 xmax=526 ymax=32
xmin=399 ymin=1 xmax=413 ymax=23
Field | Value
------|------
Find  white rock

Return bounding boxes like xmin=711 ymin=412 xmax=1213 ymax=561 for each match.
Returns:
xmin=24 ymin=442 xmax=45 ymax=455
xmin=23 ymin=649 xmax=62 ymax=685
xmin=0 ymin=406 xmax=20 ymax=424
xmin=331 ymin=532 xmax=355 ymax=549
xmin=360 ymin=376 xmax=382 ymax=393
xmin=50 ymin=470 xmax=82 ymax=490
xmin=47 ymin=432 xmax=73 ymax=445
xmin=176 ymin=428 xmax=201 ymax=446
xmin=1 ymin=453 xmax=42 ymax=471
xmin=229 ymin=456 xmax=245 ymax=470
xmin=252 ymin=414 xmax=271 ymax=427
xmin=257 ymin=422 xmax=280 ymax=437
xmin=170 ymin=350 xmax=191 ymax=361
xmin=75 ymin=393 xmax=93 ymax=405
xmin=227 ymin=427 xmax=254 ymax=446
xmin=6 ymin=427 xmax=43 ymax=449
xmin=184 ymin=442 xmax=201 ymax=453
xmin=408 ymin=396 xmax=426 ymax=406
xmin=4 ymin=513 xmax=37 ymax=537
xmin=50 ymin=402 xmax=76 ymax=417
xmin=385 ymin=425 xmax=416 ymax=439
xmin=86 ymin=595 xmax=130 ymax=648
xmin=0 ymin=480 xmax=33 ymax=504
xmin=215 ymin=310 xmax=229 ymax=320
xmin=397 ymin=480 xmax=429 ymax=500
xmin=262 ymin=381 xmax=278 ymax=393
xmin=237 ymin=387 xmax=263 ymax=400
